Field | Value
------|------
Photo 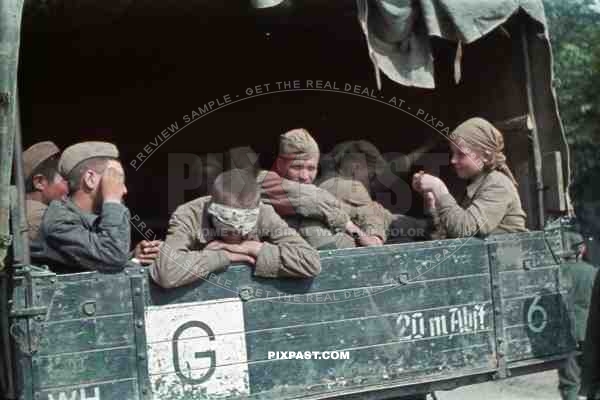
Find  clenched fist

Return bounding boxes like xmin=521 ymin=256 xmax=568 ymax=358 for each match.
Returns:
xmin=133 ymin=240 xmax=162 ymax=265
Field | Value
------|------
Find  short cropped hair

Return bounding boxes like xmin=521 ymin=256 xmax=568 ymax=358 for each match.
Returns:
xmin=211 ymin=169 xmax=260 ymax=208
xmin=67 ymin=157 xmax=114 ymax=192
xmin=25 ymin=155 xmax=60 ymax=193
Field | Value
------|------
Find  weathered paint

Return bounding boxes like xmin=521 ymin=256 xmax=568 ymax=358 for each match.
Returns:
xmin=487 ymin=231 xmax=575 ymax=363
xmin=145 ymin=299 xmax=249 ymax=399
xmin=12 ymin=231 xmax=577 ymax=400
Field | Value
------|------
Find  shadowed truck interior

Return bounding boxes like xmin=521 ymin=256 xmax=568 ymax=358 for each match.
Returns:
xmin=18 ymin=2 xmax=533 ymax=240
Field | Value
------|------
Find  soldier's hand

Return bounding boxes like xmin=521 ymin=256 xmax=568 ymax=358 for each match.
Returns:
xmin=415 ymin=173 xmax=447 ymax=196
xmin=134 ymin=240 xmax=162 ymax=265
xmin=424 ymin=192 xmax=436 ymax=210
xmin=344 ymin=221 xmax=362 ymax=236
xmin=237 ymin=241 xmax=264 ymax=258
xmin=206 ymin=240 xmax=227 ymax=251
xmin=101 ymin=167 xmax=127 ymax=203
xmin=223 ymin=250 xmax=256 ymax=265
xmin=210 ymin=240 xmax=264 ymax=258
xmin=358 ymin=235 xmax=384 ymax=247
xmin=412 ymin=171 xmax=425 ymax=193
xmin=207 ymin=239 xmax=264 ymax=258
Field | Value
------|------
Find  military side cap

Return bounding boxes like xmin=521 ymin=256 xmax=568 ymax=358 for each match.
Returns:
xmin=59 ymin=141 xmax=119 ymax=176
xmin=278 ymin=128 xmax=319 ymax=159
xmin=23 ymin=141 xmax=60 ymax=179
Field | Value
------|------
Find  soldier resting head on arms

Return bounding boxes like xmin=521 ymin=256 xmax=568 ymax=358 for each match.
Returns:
xmin=412 ymin=117 xmax=527 ymax=238
xmin=31 ymin=141 xmax=160 ymax=273
xmin=150 ymin=169 xmax=321 ymax=289
xmin=23 ymin=141 xmax=69 ymax=241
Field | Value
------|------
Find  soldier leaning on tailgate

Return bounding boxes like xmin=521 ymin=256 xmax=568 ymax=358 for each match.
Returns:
xmin=22 ymin=141 xmax=69 ymax=241
xmin=318 ymin=152 xmax=392 ymax=244
xmin=30 ymin=141 xmax=160 ymax=273
xmin=257 ymin=128 xmax=382 ymax=249
xmin=150 ymin=169 xmax=321 ymax=289
xmin=319 ymin=149 xmax=444 ymax=244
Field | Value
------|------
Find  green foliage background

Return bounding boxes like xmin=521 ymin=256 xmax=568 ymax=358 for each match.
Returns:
xmin=544 ymin=0 xmax=600 ymax=208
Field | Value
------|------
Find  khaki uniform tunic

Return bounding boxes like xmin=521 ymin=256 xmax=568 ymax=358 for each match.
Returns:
xmin=30 ymin=199 xmax=132 ymax=273
xmin=256 ymin=170 xmax=356 ymax=249
xmin=26 ymin=199 xmax=47 ymax=241
xmin=150 ymin=196 xmax=321 ymax=289
xmin=437 ymin=170 xmax=527 ymax=238
xmin=318 ymin=176 xmax=392 ymax=241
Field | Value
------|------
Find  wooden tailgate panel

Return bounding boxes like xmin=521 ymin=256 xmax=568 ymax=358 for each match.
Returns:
xmin=147 ymin=239 xmax=497 ymax=399
xmin=13 ymin=272 xmax=141 ymax=400
xmin=12 ymin=232 xmax=576 ymax=399
xmin=487 ymin=230 xmax=576 ymax=364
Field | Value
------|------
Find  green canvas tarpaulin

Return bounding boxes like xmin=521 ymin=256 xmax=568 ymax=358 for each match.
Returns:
xmin=357 ymin=0 xmax=547 ymax=89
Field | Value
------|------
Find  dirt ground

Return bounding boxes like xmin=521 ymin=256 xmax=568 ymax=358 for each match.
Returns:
xmin=436 ymin=371 xmax=563 ymax=400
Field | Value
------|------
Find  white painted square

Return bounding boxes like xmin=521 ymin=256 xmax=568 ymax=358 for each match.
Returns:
xmin=145 ymin=298 xmax=249 ymax=398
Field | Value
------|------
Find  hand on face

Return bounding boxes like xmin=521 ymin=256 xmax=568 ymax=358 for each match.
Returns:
xmin=133 ymin=240 xmax=162 ymax=265
xmin=100 ymin=163 xmax=127 ymax=203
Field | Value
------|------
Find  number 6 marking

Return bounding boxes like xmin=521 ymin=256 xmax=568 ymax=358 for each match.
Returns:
xmin=527 ymin=295 xmax=548 ymax=333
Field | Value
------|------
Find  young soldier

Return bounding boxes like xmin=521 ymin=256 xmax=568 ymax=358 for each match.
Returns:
xmin=258 ymin=128 xmax=383 ymax=249
xmin=150 ymin=169 xmax=320 ymax=288
xmin=31 ymin=141 xmax=160 ymax=272
xmin=22 ymin=141 xmax=68 ymax=240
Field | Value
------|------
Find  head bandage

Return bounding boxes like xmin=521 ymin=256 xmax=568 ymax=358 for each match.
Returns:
xmin=207 ymin=202 xmax=260 ymax=235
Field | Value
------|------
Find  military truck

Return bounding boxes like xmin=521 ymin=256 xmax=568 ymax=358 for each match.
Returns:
xmin=0 ymin=0 xmax=595 ymax=399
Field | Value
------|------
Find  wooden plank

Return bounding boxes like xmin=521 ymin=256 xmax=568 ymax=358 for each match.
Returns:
xmin=502 ymin=293 xmax=570 ymax=328
xmin=488 ymin=235 xmax=560 ymax=273
xmin=501 ymin=292 xmax=575 ymax=362
xmin=39 ymin=275 xmax=133 ymax=322
xmin=505 ymin=323 xmax=575 ymax=362
xmin=149 ymin=239 xmax=489 ymax=305
xmin=543 ymin=151 xmax=566 ymax=212
xmin=247 ymin=335 xmax=496 ymax=398
xmin=499 ymin=267 xmax=561 ymax=298
xmin=37 ymin=379 xmax=138 ymax=400
xmin=145 ymin=299 xmax=249 ymax=399
xmin=244 ymin=275 xmax=492 ymax=331
xmin=33 ymin=347 xmax=137 ymax=390
xmin=38 ymin=314 xmax=135 ymax=356
xmin=149 ymin=365 xmax=249 ymax=400
xmin=146 ymin=334 xmax=495 ymax=400
xmin=246 ymin=303 xmax=493 ymax=363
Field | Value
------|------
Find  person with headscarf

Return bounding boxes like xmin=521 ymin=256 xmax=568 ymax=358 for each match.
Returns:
xmin=150 ymin=169 xmax=321 ymax=289
xmin=412 ymin=117 xmax=527 ymax=238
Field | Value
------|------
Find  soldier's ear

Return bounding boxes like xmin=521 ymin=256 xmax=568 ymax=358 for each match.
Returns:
xmin=82 ymin=169 xmax=100 ymax=191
